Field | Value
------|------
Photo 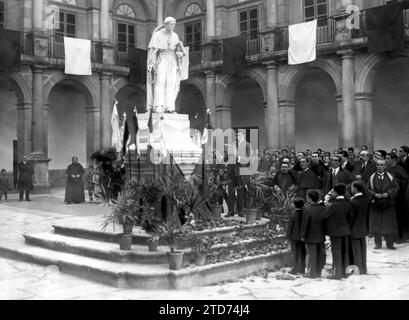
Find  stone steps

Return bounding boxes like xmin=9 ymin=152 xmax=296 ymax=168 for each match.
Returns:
xmin=23 ymin=233 xmax=192 ymax=264
xmin=0 ymin=236 xmax=290 ymax=290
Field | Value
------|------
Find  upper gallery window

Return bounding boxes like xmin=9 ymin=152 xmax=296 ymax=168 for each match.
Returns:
xmin=304 ymin=0 xmax=328 ymax=26
xmin=239 ymin=7 xmax=259 ymax=39
xmin=0 ymin=1 xmax=4 ymax=29
xmin=185 ymin=3 xmax=202 ymax=17
xmin=116 ymin=4 xmax=136 ymax=18
xmin=55 ymin=11 xmax=76 ymax=41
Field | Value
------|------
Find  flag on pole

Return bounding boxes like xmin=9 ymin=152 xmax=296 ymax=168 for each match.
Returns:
xmin=133 ymin=107 xmax=141 ymax=157
xmin=194 ymin=113 xmax=202 ymax=146
xmin=159 ymin=115 xmax=167 ymax=159
xmin=146 ymin=108 xmax=154 ymax=165
xmin=121 ymin=107 xmax=140 ymax=156
xmin=111 ymin=100 xmax=122 ymax=153
xmin=201 ymin=108 xmax=213 ymax=145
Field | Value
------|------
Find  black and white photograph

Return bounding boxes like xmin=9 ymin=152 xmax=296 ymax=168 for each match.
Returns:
xmin=1 ymin=0 xmax=409 ymax=305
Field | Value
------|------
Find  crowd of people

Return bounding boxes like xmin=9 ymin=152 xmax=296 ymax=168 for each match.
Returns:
xmin=259 ymin=145 xmax=409 ymax=279
xmin=210 ymin=143 xmax=409 ymax=278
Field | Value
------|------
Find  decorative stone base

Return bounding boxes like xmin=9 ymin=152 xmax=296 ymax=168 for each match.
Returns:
xmin=125 ymin=113 xmax=203 ymax=180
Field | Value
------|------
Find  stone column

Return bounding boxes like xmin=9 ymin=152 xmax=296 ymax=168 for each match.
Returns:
xmin=32 ymin=66 xmax=45 ymax=155
xmin=157 ymin=0 xmax=164 ymax=26
xmin=100 ymin=0 xmax=109 ymax=42
xmin=279 ymin=100 xmax=295 ymax=150
xmin=33 ymin=0 xmax=44 ymax=31
xmin=277 ymin=0 xmax=290 ymax=26
xmin=266 ymin=0 xmax=278 ymax=27
xmin=16 ymin=103 xmax=33 ymax=160
xmin=86 ymin=106 xmax=101 ymax=166
xmin=355 ymin=92 xmax=374 ymax=151
xmin=43 ymin=103 xmax=49 ymax=157
xmin=339 ymin=50 xmax=356 ymax=149
xmin=206 ymin=0 xmax=216 ymax=39
xmin=100 ymin=73 xmax=112 ymax=149
xmin=31 ymin=65 xmax=50 ymax=192
xmin=215 ymin=105 xmax=232 ymax=130
xmin=265 ymin=62 xmax=280 ymax=149
xmin=205 ymin=71 xmax=216 ymax=126
xmin=335 ymin=94 xmax=343 ymax=148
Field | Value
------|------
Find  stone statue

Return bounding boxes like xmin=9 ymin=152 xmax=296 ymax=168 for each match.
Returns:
xmin=147 ymin=17 xmax=187 ymax=113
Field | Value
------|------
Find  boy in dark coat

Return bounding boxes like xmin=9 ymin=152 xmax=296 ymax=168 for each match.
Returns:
xmin=350 ymin=180 xmax=370 ymax=275
xmin=287 ymin=198 xmax=306 ymax=275
xmin=323 ymin=183 xmax=353 ymax=280
xmin=301 ymin=190 xmax=326 ymax=278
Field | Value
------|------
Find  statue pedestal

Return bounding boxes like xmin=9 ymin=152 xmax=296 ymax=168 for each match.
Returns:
xmin=125 ymin=113 xmax=203 ymax=181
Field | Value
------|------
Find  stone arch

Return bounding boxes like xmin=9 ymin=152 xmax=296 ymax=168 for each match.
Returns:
xmin=216 ymin=70 xmax=266 ymax=107
xmin=43 ymin=72 xmax=99 ymax=108
xmin=112 ymin=0 xmax=151 ymax=21
xmin=4 ymin=72 xmax=32 ymax=104
xmin=182 ymin=76 xmax=206 ymax=101
xmin=355 ymin=53 xmax=388 ymax=94
xmin=279 ymin=58 xmax=342 ymax=101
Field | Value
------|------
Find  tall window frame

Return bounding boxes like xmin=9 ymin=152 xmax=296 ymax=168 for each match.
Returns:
xmin=117 ymin=22 xmax=135 ymax=51
xmin=0 ymin=1 xmax=5 ymax=29
xmin=115 ymin=4 xmax=137 ymax=52
xmin=304 ymin=0 xmax=328 ymax=27
xmin=55 ymin=11 xmax=76 ymax=42
xmin=184 ymin=20 xmax=202 ymax=52
xmin=239 ymin=7 xmax=259 ymax=40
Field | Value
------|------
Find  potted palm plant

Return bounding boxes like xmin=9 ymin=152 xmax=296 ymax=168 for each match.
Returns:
xmin=242 ymin=173 xmax=270 ymax=224
xmin=190 ymin=234 xmax=215 ymax=266
xmin=140 ymin=181 xmax=163 ymax=250
xmin=268 ymin=185 xmax=297 ymax=232
xmin=102 ymin=187 xmax=144 ymax=250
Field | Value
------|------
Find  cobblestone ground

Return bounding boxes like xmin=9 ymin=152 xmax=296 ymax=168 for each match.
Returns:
xmin=1 ymin=189 xmax=409 ymax=300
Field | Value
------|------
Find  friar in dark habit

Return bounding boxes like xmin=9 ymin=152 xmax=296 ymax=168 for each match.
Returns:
xmin=64 ymin=157 xmax=85 ymax=204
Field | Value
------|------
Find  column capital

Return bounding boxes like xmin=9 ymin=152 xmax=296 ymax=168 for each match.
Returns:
xmin=355 ymin=92 xmax=374 ymax=101
xmin=262 ymin=101 xmax=268 ymax=108
xmin=337 ymin=49 xmax=354 ymax=59
xmin=335 ymin=94 xmax=343 ymax=102
xmin=43 ymin=103 xmax=50 ymax=111
xmin=279 ymin=100 xmax=296 ymax=108
xmin=32 ymin=65 xmax=47 ymax=73
xmin=263 ymin=60 xmax=278 ymax=69
xmin=100 ymin=72 xmax=113 ymax=79
xmin=16 ymin=102 xmax=32 ymax=110
xmin=85 ymin=106 xmax=101 ymax=113
xmin=204 ymin=70 xmax=216 ymax=77
xmin=216 ymin=105 xmax=232 ymax=112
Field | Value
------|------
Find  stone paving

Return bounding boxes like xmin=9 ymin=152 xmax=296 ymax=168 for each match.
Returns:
xmin=1 ymin=188 xmax=409 ymax=300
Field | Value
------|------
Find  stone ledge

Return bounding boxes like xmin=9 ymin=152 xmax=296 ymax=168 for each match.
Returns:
xmin=0 ymin=243 xmax=290 ymax=290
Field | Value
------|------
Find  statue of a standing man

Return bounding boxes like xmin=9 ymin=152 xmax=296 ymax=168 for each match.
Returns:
xmin=147 ymin=17 xmax=186 ymax=113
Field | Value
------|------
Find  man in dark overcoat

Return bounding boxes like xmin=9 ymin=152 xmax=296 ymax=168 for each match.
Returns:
xmin=322 ymin=156 xmax=353 ymax=196
xmin=386 ymin=152 xmax=409 ymax=242
xmin=17 ymin=156 xmax=34 ymax=201
xmin=301 ymin=190 xmax=326 ymax=278
xmin=287 ymin=198 xmax=306 ymax=275
xmin=350 ymin=181 xmax=370 ymax=274
xmin=355 ymin=151 xmax=377 ymax=183
xmin=323 ymin=183 xmax=352 ymax=280
xmin=366 ymin=159 xmax=400 ymax=250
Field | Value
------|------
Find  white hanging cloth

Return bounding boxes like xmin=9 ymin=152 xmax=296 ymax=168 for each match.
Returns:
xmin=288 ymin=20 xmax=317 ymax=65
xmin=64 ymin=37 xmax=92 ymax=75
